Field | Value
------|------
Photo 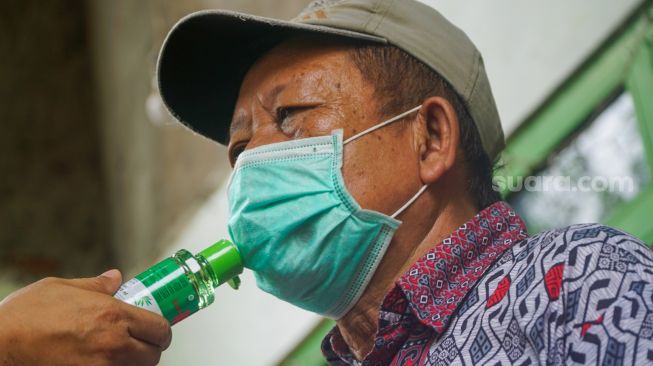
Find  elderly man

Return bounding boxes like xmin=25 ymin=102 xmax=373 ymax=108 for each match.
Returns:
xmin=155 ymin=0 xmax=653 ymax=365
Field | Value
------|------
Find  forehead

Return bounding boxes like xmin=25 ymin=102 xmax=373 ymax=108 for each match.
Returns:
xmin=237 ymin=37 xmax=359 ymax=101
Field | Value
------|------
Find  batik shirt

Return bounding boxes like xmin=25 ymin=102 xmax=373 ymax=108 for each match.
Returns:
xmin=321 ymin=201 xmax=653 ymax=365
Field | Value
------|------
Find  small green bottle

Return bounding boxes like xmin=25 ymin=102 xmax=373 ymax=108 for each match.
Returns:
xmin=114 ymin=239 xmax=243 ymax=325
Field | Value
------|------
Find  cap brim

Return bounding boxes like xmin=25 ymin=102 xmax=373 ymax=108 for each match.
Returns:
xmin=157 ymin=10 xmax=386 ymax=145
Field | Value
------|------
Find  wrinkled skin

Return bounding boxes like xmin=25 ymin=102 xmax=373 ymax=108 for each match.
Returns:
xmin=0 ymin=270 xmax=171 ymax=366
xmin=229 ymin=37 xmax=478 ymax=360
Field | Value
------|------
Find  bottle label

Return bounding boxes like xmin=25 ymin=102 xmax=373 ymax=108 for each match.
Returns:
xmin=115 ymin=258 xmax=200 ymax=324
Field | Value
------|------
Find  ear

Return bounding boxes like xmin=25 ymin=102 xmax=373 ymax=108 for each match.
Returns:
xmin=413 ymin=96 xmax=460 ymax=184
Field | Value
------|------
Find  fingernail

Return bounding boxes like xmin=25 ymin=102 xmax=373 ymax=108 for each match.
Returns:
xmin=100 ymin=269 xmax=119 ymax=278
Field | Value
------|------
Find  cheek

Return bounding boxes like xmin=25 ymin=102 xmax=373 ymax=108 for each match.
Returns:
xmin=290 ymin=106 xmax=347 ymax=138
xmin=308 ymin=109 xmax=342 ymax=136
xmin=341 ymin=132 xmax=419 ymax=215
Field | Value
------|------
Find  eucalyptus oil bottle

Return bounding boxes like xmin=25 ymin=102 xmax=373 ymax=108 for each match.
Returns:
xmin=114 ymin=239 xmax=243 ymax=324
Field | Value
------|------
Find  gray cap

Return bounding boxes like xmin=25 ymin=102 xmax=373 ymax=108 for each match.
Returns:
xmin=157 ymin=0 xmax=505 ymax=160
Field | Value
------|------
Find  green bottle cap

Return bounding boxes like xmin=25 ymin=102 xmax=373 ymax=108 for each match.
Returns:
xmin=198 ymin=240 xmax=243 ymax=286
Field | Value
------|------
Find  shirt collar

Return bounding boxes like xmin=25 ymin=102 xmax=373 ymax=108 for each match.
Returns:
xmin=321 ymin=201 xmax=528 ymax=363
xmin=394 ymin=201 xmax=528 ymax=333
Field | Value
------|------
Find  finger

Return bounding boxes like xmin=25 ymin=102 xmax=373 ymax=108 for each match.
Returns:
xmin=123 ymin=305 xmax=172 ymax=349
xmin=65 ymin=269 xmax=123 ymax=295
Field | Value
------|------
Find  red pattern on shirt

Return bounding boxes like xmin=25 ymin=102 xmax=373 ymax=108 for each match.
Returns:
xmin=486 ymin=274 xmax=511 ymax=308
xmin=544 ymin=262 xmax=565 ymax=300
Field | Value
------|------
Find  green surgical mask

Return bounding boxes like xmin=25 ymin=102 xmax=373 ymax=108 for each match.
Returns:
xmin=227 ymin=106 xmax=427 ymax=318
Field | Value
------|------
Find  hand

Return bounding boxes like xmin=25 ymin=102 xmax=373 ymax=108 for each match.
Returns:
xmin=0 ymin=270 xmax=172 ymax=366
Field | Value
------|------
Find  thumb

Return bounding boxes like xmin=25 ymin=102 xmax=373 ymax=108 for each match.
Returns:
xmin=66 ymin=269 xmax=123 ymax=295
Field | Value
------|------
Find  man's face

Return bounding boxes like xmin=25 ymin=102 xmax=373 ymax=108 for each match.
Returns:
xmin=228 ymin=38 xmax=424 ymax=216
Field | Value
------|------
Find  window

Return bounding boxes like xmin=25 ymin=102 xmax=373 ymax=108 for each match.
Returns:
xmin=509 ymin=91 xmax=652 ymax=233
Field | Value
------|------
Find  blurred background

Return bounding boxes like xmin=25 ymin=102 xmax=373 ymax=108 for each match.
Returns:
xmin=1 ymin=0 xmax=652 ymax=365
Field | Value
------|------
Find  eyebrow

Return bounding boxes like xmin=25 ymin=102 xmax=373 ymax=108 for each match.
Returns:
xmin=267 ymin=84 xmax=287 ymax=104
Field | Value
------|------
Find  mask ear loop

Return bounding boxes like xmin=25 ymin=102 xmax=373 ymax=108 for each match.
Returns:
xmin=343 ymin=105 xmax=421 ymax=145
xmin=391 ymin=184 xmax=428 ymax=218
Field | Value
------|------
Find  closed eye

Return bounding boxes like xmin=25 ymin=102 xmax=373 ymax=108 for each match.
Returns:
xmin=276 ymin=105 xmax=313 ymax=123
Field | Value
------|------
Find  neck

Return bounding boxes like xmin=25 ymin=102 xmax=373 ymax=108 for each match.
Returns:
xmin=335 ymin=197 xmax=478 ymax=360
